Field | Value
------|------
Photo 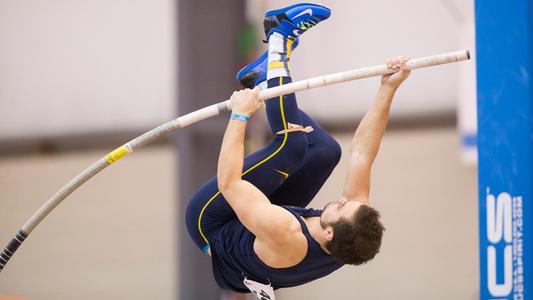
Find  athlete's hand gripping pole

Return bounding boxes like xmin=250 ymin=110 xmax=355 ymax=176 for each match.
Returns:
xmin=0 ymin=49 xmax=470 ymax=274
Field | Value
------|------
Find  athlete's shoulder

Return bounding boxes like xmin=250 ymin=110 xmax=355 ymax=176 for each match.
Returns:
xmin=267 ymin=207 xmax=306 ymax=244
xmin=254 ymin=213 xmax=308 ymax=268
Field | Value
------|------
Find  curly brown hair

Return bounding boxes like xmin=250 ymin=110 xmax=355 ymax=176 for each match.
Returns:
xmin=325 ymin=205 xmax=385 ymax=265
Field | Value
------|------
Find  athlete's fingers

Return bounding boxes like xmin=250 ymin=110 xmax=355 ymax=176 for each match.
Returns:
xmin=386 ymin=57 xmax=402 ymax=69
xmin=396 ymin=56 xmax=403 ymax=68
xmin=252 ymin=86 xmax=261 ymax=100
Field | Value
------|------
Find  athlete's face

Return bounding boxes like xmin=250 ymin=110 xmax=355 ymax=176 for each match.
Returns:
xmin=320 ymin=198 xmax=363 ymax=228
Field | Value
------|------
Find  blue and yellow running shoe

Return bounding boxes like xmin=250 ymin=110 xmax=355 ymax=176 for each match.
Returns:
xmin=263 ymin=3 xmax=331 ymax=40
xmin=236 ymin=38 xmax=299 ymax=88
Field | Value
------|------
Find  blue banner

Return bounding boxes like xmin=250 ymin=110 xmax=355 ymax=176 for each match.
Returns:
xmin=475 ymin=1 xmax=532 ymax=299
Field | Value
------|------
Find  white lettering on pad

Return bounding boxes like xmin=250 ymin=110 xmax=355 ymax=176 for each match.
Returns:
xmin=243 ymin=278 xmax=276 ymax=300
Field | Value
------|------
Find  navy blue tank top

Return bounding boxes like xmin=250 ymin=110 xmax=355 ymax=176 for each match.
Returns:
xmin=210 ymin=206 xmax=344 ymax=293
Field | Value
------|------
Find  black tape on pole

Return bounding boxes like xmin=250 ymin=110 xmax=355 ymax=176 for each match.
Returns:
xmin=0 ymin=231 xmax=28 ymax=273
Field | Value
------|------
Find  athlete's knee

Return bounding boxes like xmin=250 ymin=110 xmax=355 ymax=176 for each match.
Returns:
xmin=316 ymin=134 xmax=342 ymax=165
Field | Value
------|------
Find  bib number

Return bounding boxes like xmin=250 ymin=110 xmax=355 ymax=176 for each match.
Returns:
xmin=243 ymin=278 xmax=276 ymax=300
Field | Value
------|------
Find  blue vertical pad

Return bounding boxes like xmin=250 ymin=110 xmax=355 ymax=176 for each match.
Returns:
xmin=475 ymin=1 xmax=532 ymax=299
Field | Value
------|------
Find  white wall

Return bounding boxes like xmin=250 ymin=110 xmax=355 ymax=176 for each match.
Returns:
xmin=0 ymin=0 xmax=176 ymax=140
xmin=250 ymin=0 xmax=475 ymax=122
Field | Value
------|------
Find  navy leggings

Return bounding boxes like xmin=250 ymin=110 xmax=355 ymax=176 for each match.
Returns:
xmin=185 ymin=77 xmax=342 ymax=254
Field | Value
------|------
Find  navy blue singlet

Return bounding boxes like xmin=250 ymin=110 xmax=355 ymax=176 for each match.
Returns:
xmin=210 ymin=206 xmax=344 ymax=293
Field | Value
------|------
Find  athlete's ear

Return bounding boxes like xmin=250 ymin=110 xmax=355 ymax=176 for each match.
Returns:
xmin=324 ymin=226 xmax=334 ymax=242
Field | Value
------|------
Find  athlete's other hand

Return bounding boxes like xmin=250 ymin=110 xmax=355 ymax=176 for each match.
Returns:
xmin=230 ymin=87 xmax=261 ymax=117
xmin=381 ymin=56 xmax=411 ymax=89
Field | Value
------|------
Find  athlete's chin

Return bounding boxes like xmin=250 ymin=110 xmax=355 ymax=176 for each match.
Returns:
xmin=320 ymin=203 xmax=335 ymax=227
xmin=323 ymin=201 xmax=335 ymax=211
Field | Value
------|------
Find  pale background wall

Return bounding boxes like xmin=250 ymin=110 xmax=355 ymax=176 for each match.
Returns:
xmin=0 ymin=129 xmax=478 ymax=299
xmin=0 ymin=0 xmax=176 ymax=140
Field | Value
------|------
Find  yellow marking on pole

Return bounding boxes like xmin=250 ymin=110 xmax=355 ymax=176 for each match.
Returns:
xmin=106 ymin=145 xmax=133 ymax=164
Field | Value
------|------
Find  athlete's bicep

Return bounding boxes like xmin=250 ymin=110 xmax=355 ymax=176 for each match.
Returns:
xmin=221 ymin=180 xmax=299 ymax=242
xmin=342 ymin=152 xmax=371 ymax=204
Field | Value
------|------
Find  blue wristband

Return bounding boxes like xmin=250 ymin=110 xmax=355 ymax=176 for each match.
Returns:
xmin=231 ymin=113 xmax=249 ymax=123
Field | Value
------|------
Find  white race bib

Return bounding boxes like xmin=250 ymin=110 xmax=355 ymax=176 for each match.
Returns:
xmin=243 ymin=277 xmax=276 ymax=300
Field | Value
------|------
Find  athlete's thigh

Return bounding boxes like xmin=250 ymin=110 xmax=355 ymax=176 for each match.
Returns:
xmin=268 ymin=110 xmax=342 ymax=207
xmin=185 ymin=176 xmax=235 ymax=253
xmin=186 ymin=136 xmax=308 ymax=252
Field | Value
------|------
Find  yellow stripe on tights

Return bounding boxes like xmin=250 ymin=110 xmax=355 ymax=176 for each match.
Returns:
xmin=197 ymin=77 xmax=288 ymax=245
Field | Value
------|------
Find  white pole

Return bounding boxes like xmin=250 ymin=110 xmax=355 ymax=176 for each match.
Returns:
xmin=0 ymin=49 xmax=470 ymax=274
xmin=184 ymin=50 xmax=471 ymax=125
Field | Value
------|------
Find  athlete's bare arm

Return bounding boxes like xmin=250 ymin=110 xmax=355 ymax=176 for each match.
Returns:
xmin=342 ymin=56 xmax=411 ymax=204
xmin=217 ymin=88 xmax=304 ymax=251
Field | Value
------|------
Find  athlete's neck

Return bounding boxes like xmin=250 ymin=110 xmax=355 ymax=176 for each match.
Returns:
xmin=304 ymin=216 xmax=331 ymax=254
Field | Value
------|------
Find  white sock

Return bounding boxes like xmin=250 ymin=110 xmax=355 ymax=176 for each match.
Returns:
xmin=267 ymin=32 xmax=294 ymax=80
